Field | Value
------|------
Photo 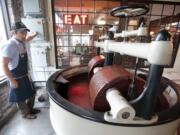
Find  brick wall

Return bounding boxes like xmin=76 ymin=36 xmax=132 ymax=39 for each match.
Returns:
xmin=0 ymin=80 xmax=17 ymax=128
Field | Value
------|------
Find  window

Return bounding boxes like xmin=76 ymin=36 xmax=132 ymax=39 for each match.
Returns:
xmin=53 ymin=0 xmax=120 ymax=68
xmin=0 ymin=3 xmax=8 ymax=77
xmin=53 ymin=0 xmax=180 ymax=68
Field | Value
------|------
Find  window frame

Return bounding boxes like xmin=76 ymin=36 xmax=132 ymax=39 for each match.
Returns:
xmin=0 ymin=0 xmax=11 ymax=79
xmin=52 ymin=0 xmax=180 ymax=69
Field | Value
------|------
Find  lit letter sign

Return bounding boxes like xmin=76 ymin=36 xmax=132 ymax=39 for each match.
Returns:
xmin=64 ymin=14 xmax=72 ymax=24
xmin=74 ymin=15 xmax=81 ymax=24
xmin=63 ymin=14 xmax=88 ymax=25
xmin=81 ymin=15 xmax=88 ymax=24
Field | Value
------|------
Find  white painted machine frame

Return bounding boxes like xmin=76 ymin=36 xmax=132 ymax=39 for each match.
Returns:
xmin=114 ymin=27 xmax=148 ymax=38
xmin=95 ymin=40 xmax=173 ymax=65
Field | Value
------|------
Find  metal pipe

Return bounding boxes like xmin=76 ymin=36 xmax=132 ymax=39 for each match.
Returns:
xmin=96 ymin=47 xmax=100 ymax=55
xmin=95 ymin=41 xmax=172 ymax=65
xmin=104 ymin=52 xmax=114 ymax=66
xmin=130 ymin=29 xmax=171 ymax=120
xmin=114 ymin=27 xmax=148 ymax=38
xmin=104 ymin=31 xmax=114 ymax=66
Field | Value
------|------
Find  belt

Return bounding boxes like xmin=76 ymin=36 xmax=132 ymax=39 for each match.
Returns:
xmin=14 ymin=74 xmax=28 ymax=80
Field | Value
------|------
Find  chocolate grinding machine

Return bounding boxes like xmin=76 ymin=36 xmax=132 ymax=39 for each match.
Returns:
xmin=47 ymin=5 xmax=180 ymax=135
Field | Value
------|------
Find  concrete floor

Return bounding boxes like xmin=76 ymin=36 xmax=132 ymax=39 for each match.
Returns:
xmin=0 ymin=88 xmax=56 ymax=135
xmin=0 ymin=108 xmax=56 ymax=135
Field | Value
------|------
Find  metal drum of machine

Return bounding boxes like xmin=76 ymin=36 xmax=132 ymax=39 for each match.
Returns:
xmin=47 ymin=65 xmax=180 ymax=135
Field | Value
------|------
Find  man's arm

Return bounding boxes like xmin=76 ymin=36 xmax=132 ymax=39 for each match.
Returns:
xmin=26 ymin=32 xmax=38 ymax=42
xmin=2 ymin=57 xmax=18 ymax=88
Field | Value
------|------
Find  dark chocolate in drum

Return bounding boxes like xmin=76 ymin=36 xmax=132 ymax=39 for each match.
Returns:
xmin=89 ymin=65 xmax=145 ymax=111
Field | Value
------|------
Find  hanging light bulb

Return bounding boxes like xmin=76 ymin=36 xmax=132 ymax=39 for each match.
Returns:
xmin=89 ymin=29 xmax=94 ymax=35
xmin=150 ymin=31 xmax=154 ymax=36
xmin=114 ymin=21 xmax=119 ymax=25
xmin=97 ymin=19 xmax=106 ymax=25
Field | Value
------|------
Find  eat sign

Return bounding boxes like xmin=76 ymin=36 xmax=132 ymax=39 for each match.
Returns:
xmin=63 ymin=14 xmax=88 ymax=25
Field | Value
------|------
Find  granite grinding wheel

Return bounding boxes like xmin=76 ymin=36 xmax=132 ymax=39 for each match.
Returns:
xmin=89 ymin=65 xmax=145 ymax=111
xmin=88 ymin=55 xmax=105 ymax=80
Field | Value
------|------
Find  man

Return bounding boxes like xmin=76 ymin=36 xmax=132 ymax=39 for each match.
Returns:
xmin=1 ymin=21 xmax=40 ymax=119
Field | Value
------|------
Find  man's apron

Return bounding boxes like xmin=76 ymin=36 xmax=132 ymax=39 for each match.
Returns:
xmin=9 ymin=52 xmax=36 ymax=102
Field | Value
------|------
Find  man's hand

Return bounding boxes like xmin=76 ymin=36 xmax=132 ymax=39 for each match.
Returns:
xmin=2 ymin=57 xmax=18 ymax=89
xmin=10 ymin=79 xmax=18 ymax=89
xmin=31 ymin=32 xmax=38 ymax=37
xmin=26 ymin=31 xmax=38 ymax=42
